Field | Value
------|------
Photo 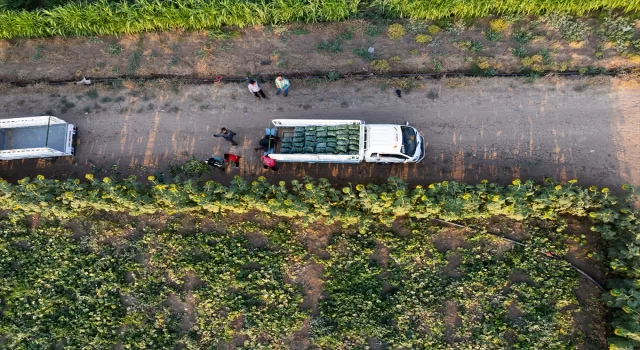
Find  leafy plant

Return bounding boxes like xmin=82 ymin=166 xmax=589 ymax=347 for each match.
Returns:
xmin=105 ymin=43 xmax=123 ymax=55
xmin=427 ymin=24 xmax=441 ymax=34
xmin=484 ymin=29 xmax=502 ymax=41
xmin=598 ymin=15 xmax=636 ymax=53
xmin=414 ymin=34 xmax=432 ymax=43
xmin=326 ymin=71 xmax=341 ymax=81
xmin=365 ymin=22 xmax=385 ymax=37
xmin=489 ymin=18 xmax=508 ymax=32
xmin=292 ymin=27 xmax=309 ymax=35
xmin=371 ymin=59 xmax=390 ymax=72
xmin=512 ymin=28 xmax=534 ymax=44
xmin=387 ymin=23 xmax=406 ymax=40
xmin=353 ymin=47 xmax=375 ymax=61
xmin=316 ymin=39 xmax=343 ymax=54
xmin=544 ymin=14 xmax=589 ymax=42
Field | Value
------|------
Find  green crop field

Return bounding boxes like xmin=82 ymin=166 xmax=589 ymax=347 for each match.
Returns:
xmin=0 ymin=175 xmax=639 ymax=348
xmin=1 ymin=0 xmax=640 ymax=38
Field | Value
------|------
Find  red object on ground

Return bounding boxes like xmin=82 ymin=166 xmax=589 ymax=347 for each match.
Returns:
xmin=262 ymin=155 xmax=276 ymax=168
xmin=224 ymin=153 xmax=240 ymax=163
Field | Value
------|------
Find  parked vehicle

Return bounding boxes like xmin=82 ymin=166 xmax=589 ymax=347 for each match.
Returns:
xmin=0 ymin=116 xmax=77 ymax=160
xmin=267 ymin=119 xmax=425 ymax=164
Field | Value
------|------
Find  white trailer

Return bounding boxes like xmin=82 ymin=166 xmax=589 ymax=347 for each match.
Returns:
xmin=0 ymin=116 xmax=77 ymax=161
xmin=268 ymin=119 xmax=425 ymax=164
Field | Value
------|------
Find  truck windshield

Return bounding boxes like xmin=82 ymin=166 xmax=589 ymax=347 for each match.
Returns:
xmin=400 ymin=126 xmax=417 ymax=156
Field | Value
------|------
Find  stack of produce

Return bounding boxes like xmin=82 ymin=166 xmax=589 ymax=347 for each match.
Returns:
xmin=280 ymin=124 xmax=360 ymax=155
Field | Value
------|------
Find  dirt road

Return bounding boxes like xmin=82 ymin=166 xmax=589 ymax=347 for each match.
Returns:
xmin=1 ymin=76 xmax=639 ymax=191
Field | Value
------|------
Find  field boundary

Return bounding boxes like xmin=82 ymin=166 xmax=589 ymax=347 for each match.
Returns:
xmin=1 ymin=68 xmax=633 ymax=87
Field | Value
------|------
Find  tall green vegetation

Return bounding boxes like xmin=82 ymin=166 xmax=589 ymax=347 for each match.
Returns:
xmin=1 ymin=175 xmax=640 ymax=347
xmin=1 ymin=0 xmax=639 ymax=38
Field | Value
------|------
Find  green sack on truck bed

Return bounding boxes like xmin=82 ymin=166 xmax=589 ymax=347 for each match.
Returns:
xmin=326 ymin=146 xmax=336 ymax=153
xmin=348 ymin=144 xmax=359 ymax=152
xmin=282 ymin=137 xmax=293 ymax=143
xmin=335 ymin=125 xmax=348 ymax=131
xmin=336 ymin=135 xmax=349 ymax=142
xmin=327 ymin=141 xmax=337 ymax=148
xmin=315 ymin=142 xmax=327 ymax=148
xmin=280 ymin=147 xmax=291 ymax=154
xmin=305 ymin=126 xmax=316 ymax=131
xmin=306 ymin=135 xmax=317 ymax=142
xmin=316 ymin=126 xmax=327 ymax=132
xmin=336 ymin=129 xmax=349 ymax=136
xmin=294 ymin=127 xmax=305 ymax=136
xmin=349 ymin=134 xmax=359 ymax=140
xmin=316 ymin=131 xmax=328 ymax=138
xmin=337 ymin=140 xmax=348 ymax=146
xmin=303 ymin=146 xmax=315 ymax=153
xmin=293 ymin=136 xmax=305 ymax=143
xmin=327 ymin=130 xmax=337 ymax=137
xmin=315 ymin=147 xmax=326 ymax=154
xmin=348 ymin=124 xmax=360 ymax=131
xmin=336 ymin=145 xmax=348 ymax=153
xmin=291 ymin=147 xmax=303 ymax=153
xmin=293 ymin=142 xmax=305 ymax=148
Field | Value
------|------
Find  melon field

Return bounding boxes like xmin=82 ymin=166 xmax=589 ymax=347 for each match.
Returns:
xmin=0 ymin=176 xmax=638 ymax=349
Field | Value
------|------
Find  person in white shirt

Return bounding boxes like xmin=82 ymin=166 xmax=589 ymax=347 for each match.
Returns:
xmin=248 ymin=80 xmax=267 ymax=100
xmin=275 ymin=76 xmax=290 ymax=97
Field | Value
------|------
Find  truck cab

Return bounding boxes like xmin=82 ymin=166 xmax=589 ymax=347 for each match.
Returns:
xmin=364 ymin=124 xmax=425 ymax=163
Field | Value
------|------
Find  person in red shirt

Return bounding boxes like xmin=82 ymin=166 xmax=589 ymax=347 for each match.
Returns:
xmin=261 ymin=155 xmax=278 ymax=171
xmin=223 ymin=153 xmax=240 ymax=168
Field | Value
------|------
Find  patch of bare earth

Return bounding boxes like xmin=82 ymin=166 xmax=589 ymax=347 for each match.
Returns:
xmin=442 ymin=300 xmax=462 ymax=344
xmin=484 ymin=216 xmax=527 ymax=241
xmin=297 ymin=221 xmax=340 ymax=259
xmin=443 ymin=252 xmax=462 ymax=278
xmin=573 ymin=277 xmax=608 ymax=350
xmin=288 ymin=318 xmax=311 ymax=350
xmin=506 ymin=301 xmax=524 ymax=321
xmin=290 ymin=262 xmax=325 ymax=316
xmin=562 ymin=216 xmax=608 ymax=285
xmin=432 ymin=227 xmax=470 ymax=252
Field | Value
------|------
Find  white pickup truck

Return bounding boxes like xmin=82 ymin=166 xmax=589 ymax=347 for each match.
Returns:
xmin=267 ymin=119 xmax=425 ymax=164
xmin=0 ymin=116 xmax=77 ymax=160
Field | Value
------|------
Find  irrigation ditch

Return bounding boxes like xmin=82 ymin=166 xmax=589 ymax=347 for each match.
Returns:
xmin=1 ymin=68 xmax=634 ymax=87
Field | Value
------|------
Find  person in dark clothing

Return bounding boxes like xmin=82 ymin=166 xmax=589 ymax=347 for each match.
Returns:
xmin=214 ymin=128 xmax=238 ymax=146
xmin=253 ymin=135 xmax=279 ymax=152
xmin=223 ymin=153 xmax=240 ymax=168
xmin=205 ymin=155 xmax=225 ymax=169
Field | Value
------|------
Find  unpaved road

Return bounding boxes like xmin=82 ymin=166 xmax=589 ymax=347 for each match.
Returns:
xmin=1 ymin=76 xmax=639 ymax=191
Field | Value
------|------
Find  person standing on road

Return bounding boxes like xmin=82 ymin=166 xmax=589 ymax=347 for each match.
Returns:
xmin=261 ymin=154 xmax=278 ymax=171
xmin=248 ymin=80 xmax=267 ymax=100
xmin=224 ymin=153 xmax=240 ymax=168
xmin=214 ymin=128 xmax=238 ymax=146
xmin=275 ymin=76 xmax=290 ymax=97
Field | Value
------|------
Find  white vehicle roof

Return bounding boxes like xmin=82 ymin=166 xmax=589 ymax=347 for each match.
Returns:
xmin=366 ymin=124 xmax=403 ymax=154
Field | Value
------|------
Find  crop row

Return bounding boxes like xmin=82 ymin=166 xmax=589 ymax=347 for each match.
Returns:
xmin=1 ymin=175 xmax=639 ymax=347
xmin=1 ymin=0 xmax=640 ymax=38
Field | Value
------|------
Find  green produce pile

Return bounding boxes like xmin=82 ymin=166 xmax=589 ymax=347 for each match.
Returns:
xmin=280 ymin=124 xmax=360 ymax=155
xmin=0 ymin=175 xmax=639 ymax=348
xmin=1 ymin=0 xmax=639 ymax=38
